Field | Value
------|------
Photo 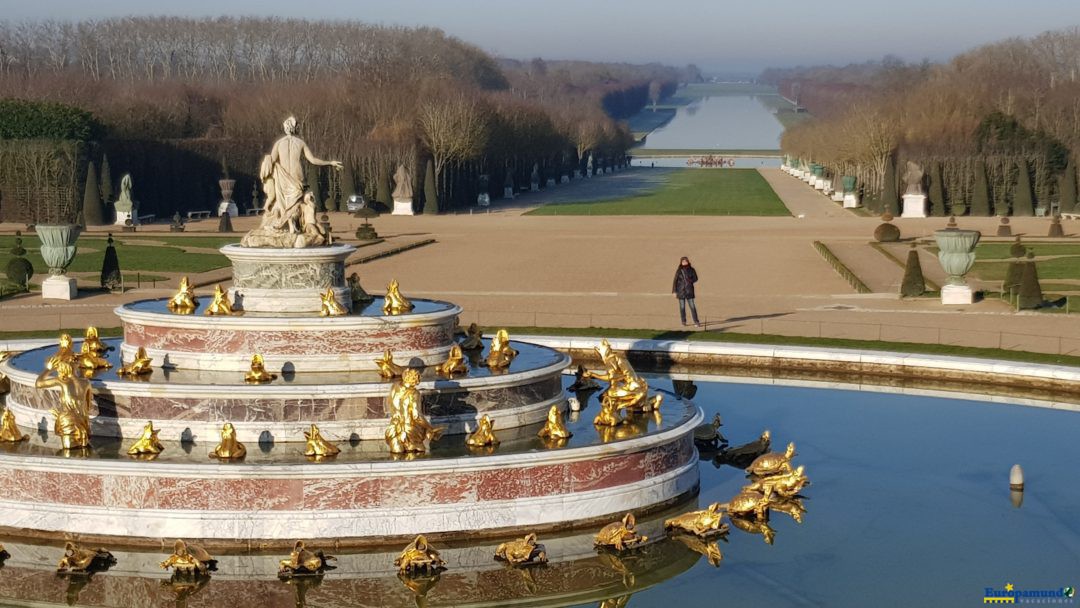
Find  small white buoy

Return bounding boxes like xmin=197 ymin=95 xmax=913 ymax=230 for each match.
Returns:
xmin=1009 ymin=464 xmax=1024 ymax=491
xmin=568 ymin=397 xmax=581 ymax=412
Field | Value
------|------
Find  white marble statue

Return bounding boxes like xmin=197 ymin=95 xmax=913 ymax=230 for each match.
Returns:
xmin=392 ymin=164 xmax=413 ymax=200
xmin=113 ymin=174 xmax=139 ymax=225
xmin=241 ymin=116 xmax=342 ymax=248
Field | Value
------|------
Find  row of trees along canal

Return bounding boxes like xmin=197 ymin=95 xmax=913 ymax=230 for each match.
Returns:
xmin=0 ymin=17 xmax=694 ymax=223
xmin=763 ymin=26 xmax=1080 ymax=216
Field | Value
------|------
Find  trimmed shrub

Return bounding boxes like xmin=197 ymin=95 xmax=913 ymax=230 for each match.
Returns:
xmin=1012 ymin=159 xmax=1034 ymax=216
xmin=0 ymin=98 xmax=99 ymax=141
xmin=996 ymin=217 xmax=1011 ymax=237
xmin=873 ymin=213 xmax=900 ymax=242
xmin=1009 ymin=237 xmax=1025 ymax=258
xmin=100 ymin=234 xmax=121 ymax=289
xmin=423 ymin=159 xmax=438 ymax=215
xmin=971 ymin=161 xmax=991 ymax=216
xmin=1049 ymin=215 xmax=1065 ymax=237
xmin=882 ymin=155 xmax=899 ymax=216
xmin=5 ymin=232 xmax=33 ymax=285
xmin=928 ymin=161 xmax=946 ymax=217
xmin=218 ymin=212 xmax=234 ymax=233
xmin=375 ymin=167 xmax=391 ymax=209
xmin=1061 ymin=161 xmax=1078 ymax=212
xmin=1017 ymin=253 xmax=1043 ymax=310
xmin=900 ymin=244 xmax=926 ymax=297
xmin=82 ymin=160 xmax=105 ymax=226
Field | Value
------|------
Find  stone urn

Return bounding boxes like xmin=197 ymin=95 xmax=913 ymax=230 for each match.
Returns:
xmin=219 ymin=178 xmax=236 ymax=203
xmin=37 ymin=223 xmax=81 ymax=300
xmin=934 ymin=228 xmax=980 ymax=304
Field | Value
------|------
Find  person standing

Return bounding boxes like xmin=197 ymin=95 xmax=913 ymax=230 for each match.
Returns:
xmin=672 ymin=256 xmax=700 ymax=327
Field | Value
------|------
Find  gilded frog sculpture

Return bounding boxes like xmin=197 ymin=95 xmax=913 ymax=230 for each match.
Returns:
xmin=663 ymin=502 xmax=729 ymax=537
xmin=465 ymin=414 xmax=499 ymax=448
xmin=56 ymin=542 xmax=115 ymax=573
xmin=746 ymin=442 xmax=796 ymax=477
xmin=374 ymin=349 xmax=405 ymax=379
xmin=167 ymin=276 xmax=197 ymax=314
xmin=460 ymin=323 xmax=484 ymax=350
xmin=160 ymin=539 xmax=217 ymax=575
xmin=537 ymin=405 xmax=572 ymax=441
xmin=82 ymin=326 xmax=110 ymax=356
xmin=395 ymin=535 xmax=446 ymax=575
xmin=0 ymin=409 xmax=27 ymax=443
xmin=77 ymin=340 xmax=111 ymax=371
xmin=244 ymin=354 xmax=277 ymax=384
xmin=494 ymin=532 xmax=548 ymax=566
xmin=722 ymin=489 xmax=771 ymax=520
xmin=435 ymin=344 xmax=468 ymax=377
xmin=278 ymin=540 xmax=335 ymax=577
xmin=204 ymin=284 xmax=233 ymax=316
xmin=209 ymin=422 xmax=246 ymax=460
xmin=117 ymin=346 xmax=153 ymax=377
xmin=382 ymin=279 xmax=414 ymax=315
xmin=319 ymin=287 xmax=347 ymax=317
xmin=485 ymin=328 xmax=518 ymax=370
xmin=127 ymin=420 xmax=164 ymax=455
xmin=594 ymin=513 xmax=648 ymax=552
xmin=746 ymin=465 xmax=809 ymax=498
xmin=303 ymin=423 xmax=340 ymax=458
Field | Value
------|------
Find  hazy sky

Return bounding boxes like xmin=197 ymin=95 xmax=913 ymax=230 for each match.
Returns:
xmin=6 ymin=0 xmax=1080 ymax=72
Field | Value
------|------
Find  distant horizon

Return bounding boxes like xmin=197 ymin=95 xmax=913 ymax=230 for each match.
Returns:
xmin=5 ymin=0 xmax=1080 ymax=73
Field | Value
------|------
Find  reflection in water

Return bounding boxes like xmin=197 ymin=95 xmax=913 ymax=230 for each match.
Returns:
xmin=639 ymin=95 xmax=783 ymax=150
xmin=670 ymin=533 xmax=725 ymax=567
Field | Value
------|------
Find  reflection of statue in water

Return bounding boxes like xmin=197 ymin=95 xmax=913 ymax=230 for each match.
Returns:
xmin=241 ymin=116 xmax=342 ymax=248
xmin=36 ymin=360 xmax=94 ymax=450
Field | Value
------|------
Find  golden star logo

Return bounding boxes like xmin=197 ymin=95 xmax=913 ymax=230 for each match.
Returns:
xmin=1005 ymin=583 xmax=1015 ymax=592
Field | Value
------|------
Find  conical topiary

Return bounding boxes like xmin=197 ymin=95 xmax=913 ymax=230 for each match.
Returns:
xmin=423 ymin=159 xmax=438 ymax=215
xmin=882 ymin=155 xmax=899 ymax=216
xmin=1003 ymin=248 xmax=1025 ymax=296
xmin=1009 ymin=236 xmax=1025 ymax=259
xmin=996 ymin=217 xmax=1011 ymax=237
xmin=1012 ymin=159 xmax=1034 ymax=217
xmin=5 ymin=231 xmax=33 ymax=287
xmin=1061 ymin=160 xmax=1078 ymax=212
xmin=971 ymin=160 xmax=991 ymax=216
xmin=1049 ymin=215 xmax=1065 ymax=238
xmin=928 ymin=161 xmax=946 ymax=216
xmin=900 ymin=244 xmax=926 ymax=297
xmin=100 ymin=233 xmax=121 ymax=290
xmin=218 ymin=212 xmax=234 ymax=233
xmin=100 ymin=154 xmax=114 ymax=205
xmin=375 ymin=166 xmax=391 ymax=209
xmin=82 ymin=160 xmax=105 ymax=226
xmin=1017 ymin=251 xmax=1043 ymax=310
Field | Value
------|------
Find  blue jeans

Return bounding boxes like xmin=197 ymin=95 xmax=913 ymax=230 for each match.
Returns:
xmin=678 ymin=298 xmax=699 ymax=324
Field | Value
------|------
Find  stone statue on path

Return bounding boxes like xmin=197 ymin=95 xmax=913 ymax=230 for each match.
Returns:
xmin=241 ymin=116 xmax=342 ymax=248
xmin=903 ymin=161 xmax=925 ymax=196
xmin=392 ymin=164 xmax=413 ymax=201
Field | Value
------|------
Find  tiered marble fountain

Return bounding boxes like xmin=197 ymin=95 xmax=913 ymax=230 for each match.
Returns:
xmin=0 ymin=126 xmax=700 ymax=545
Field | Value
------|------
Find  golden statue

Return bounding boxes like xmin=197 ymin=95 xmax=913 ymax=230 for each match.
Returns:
xmin=36 ymin=360 xmax=93 ymax=450
xmin=595 ymin=411 xmax=650 ymax=443
xmin=382 ymin=279 xmax=414 ymax=315
xmin=303 ymin=424 xmax=340 ymax=458
xmin=465 ymin=414 xmax=499 ymax=448
xmin=0 ymin=410 xmax=27 ymax=443
xmin=460 ymin=323 xmax=483 ymax=350
xmin=485 ymin=329 xmax=518 ymax=370
xmin=374 ymin=349 xmax=405 ymax=379
xmin=48 ymin=333 xmax=77 ymax=370
xmin=319 ymin=287 xmax=347 ymax=317
xmin=664 ymin=502 xmax=729 ymax=537
xmin=435 ymin=345 xmax=468 ymax=377
xmin=244 ymin=354 xmax=277 ymax=384
xmin=397 ymin=571 xmax=442 ymax=607
xmin=0 ymin=352 xmax=10 ymax=395
xmin=746 ymin=442 xmax=796 ymax=477
xmin=494 ymin=532 xmax=548 ymax=566
xmin=582 ymin=340 xmax=652 ymax=414
xmin=746 ymin=465 xmax=809 ymax=498
xmin=395 ymin=535 xmax=446 ymax=575
xmin=728 ymin=514 xmax=776 ymax=545
xmin=384 ymin=369 xmax=444 ymax=454
xmin=594 ymin=513 xmax=648 ymax=552
xmin=278 ymin=540 xmax=335 ymax=577
xmin=599 ymin=596 xmax=633 ymax=608
xmin=117 ymin=346 xmax=153 ymax=377
xmin=56 ymin=542 xmax=115 ymax=573
xmin=83 ymin=326 xmax=109 ymax=356
xmin=593 ymin=400 xmax=621 ymax=427
xmin=127 ymin=421 xmax=164 ymax=455
xmin=77 ymin=340 xmax=111 ymax=371
xmin=768 ymin=496 xmax=806 ymax=523
xmin=167 ymin=276 xmax=197 ymax=314
xmin=204 ymin=284 xmax=233 ymax=316
xmin=209 ymin=422 xmax=246 ymax=460
xmin=671 ymin=533 xmax=724 ymax=567
xmin=160 ymin=539 xmax=217 ymax=575
xmin=537 ymin=405 xmax=572 ymax=441
xmin=722 ymin=489 xmax=770 ymax=520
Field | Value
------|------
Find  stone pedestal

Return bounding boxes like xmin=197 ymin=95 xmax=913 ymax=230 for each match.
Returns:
xmin=902 ymin=194 xmax=928 ymax=218
xmin=843 ymin=194 xmax=860 ymax=209
xmin=503 ymin=187 xmax=514 ymax=199
xmin=831 ymin=192 xmax=845 ymax=202
xmin=941 ymin=284 xmax=974 ymax=305
xmin=814 ymin=178 xmax=825 ymax=190
xmin=574 ymin=170 xmax=582 ymax=179
xmin=561 ymin=175 xmax=570 ymax=184
xmin=41 ymin=275 xmax=77 ymax=300
xmin=114 ymin=211 xmax=136 ymax=226
xmin=222 ymin=244 xmax=355 ymax=313
xmin=530 ymin=181 xmax=540 ymax=192
xmin=392 ymin=198 xmax=415 ymax=216
xmin=217 ymin=201 xmax=238 ymax=217
xmin=546 ymin=178 xmax=556 ymax=188
xmin=477 ymin=193 xmax=490 ymax=207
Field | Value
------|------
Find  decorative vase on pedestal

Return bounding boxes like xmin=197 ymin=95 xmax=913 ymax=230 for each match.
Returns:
xmin=38 ymin=224 xmax=81 ymax=300
xmin=934 ymin=229 xmax=980 ymax=304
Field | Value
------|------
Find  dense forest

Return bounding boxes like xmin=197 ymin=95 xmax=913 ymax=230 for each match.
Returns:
xmin=764 ymin=27 xmax=1080 ymax=216
xmin=0 ymin=17 xmax=689 ymax=223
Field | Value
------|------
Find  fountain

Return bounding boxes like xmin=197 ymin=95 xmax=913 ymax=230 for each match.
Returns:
xmin=0 ymin=119 xmax=701 ymax=545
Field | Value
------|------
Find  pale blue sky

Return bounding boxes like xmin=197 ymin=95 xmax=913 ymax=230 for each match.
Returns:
xmin=5 ymin=0 xmax=1080 ymax=72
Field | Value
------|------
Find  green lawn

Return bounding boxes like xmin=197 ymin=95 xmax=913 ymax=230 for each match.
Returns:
xmin=972 ymin=256 xmax=1080 ymax=281
xmin=0 ymin=235 xmax=229 ymax=274
xmin=968 ymin=242 xmax=1080 ymax=260
xmin=527 ymin=169 xmax=789 ymax=216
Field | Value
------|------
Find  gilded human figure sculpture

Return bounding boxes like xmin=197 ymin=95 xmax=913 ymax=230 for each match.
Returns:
xmin=127 ymin=421 xmax=164 ymax=455
xmin=663 ymin=502 xmax=729 ymax=537
xmin=537 ymin=404 xmax=572 ymax=441
xmin=583 ymin=340 xmax=655 ymax=416
xmin=746 ymin=442 xmax=796 ymax=477
xmin=382 ymin=279 xmax=414 ymax=315
xmin=395 ymin=535 xmax=446 ymax=575
xmin=465 ymin=414 xmax=500 ymax=448
xmin=278 ymin=540 xmax=336 ymax=577
xmin=485 ymin=329 xmax=518 ymax=370
xmin=241 ymin=116 xmax=341 ymax=249
xmin=303 ymin=423 xmax=340 ymax=458
xmin=48 ymin=333 xmax=77 ymax=370
xmin=319 ymin=287 xmax=347 ymax=317
xmin=384 ymin=369 xmax=444 ymax=454
xmin=460 ymin=323 xmax=484 ymax=350
xmin=83 ymin=326 xmax=110 ymax=356
xmin=167 ymin=276 xmax=197 ymax=314
xmin=594 ymin=513 xmax=648 ymax=551
xmin=244 ymin=354 xmax=277 ymax=383
xmin=204 ymin=284 xmax=233 ymax=316
xmin=0 ymin=409 xmax=27 ymax=442
xmin=36 ymin=359 xmax=93 ymax=450
xmin=374 ymin=349 xmax=405 ymax=379
xmin=435 ymin=344 xmax=468 ymax=377
xmin=209 ymin=422 xmax=246 ymax=460
xmin=117 ymin=346 xmax=153 ymax=377
xmin=77 ymin=340 xmax=111 ymax=371
xmin=57 ymin=542 xmax=115 ymax=573
xmin=494 ymin=532 xmax=548 ymax=566
xmin=160 ymin=540 xmax=217 ymax=575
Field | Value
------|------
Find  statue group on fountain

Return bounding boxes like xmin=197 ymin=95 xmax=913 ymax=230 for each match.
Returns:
xmin=241 ymin=116 xmax=343 ymax=248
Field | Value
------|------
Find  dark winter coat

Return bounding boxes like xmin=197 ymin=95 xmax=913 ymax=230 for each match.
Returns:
xmin=673 ymin=266 xmax=698 ymax=299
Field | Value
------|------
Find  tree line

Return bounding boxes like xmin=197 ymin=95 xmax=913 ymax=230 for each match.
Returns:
xmin=765 ymin=27 xmax=1080 ymax=215
xmin=0 ymin=17 xmax=684 ymax=223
